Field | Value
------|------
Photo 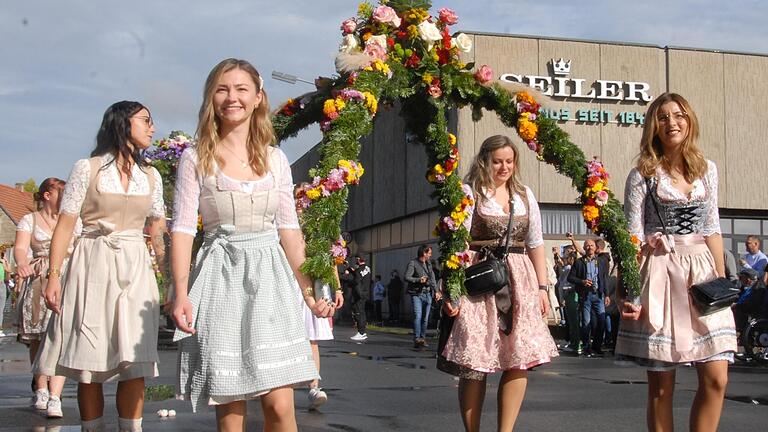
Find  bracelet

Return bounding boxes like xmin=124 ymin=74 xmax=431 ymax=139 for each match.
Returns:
xmin=47 ymin=268 xmax=61 ymax=278
xmin=538 ymin=285 xmax=549 ymax=292
xmin=304 ymin=286 xmax=314 ymax=298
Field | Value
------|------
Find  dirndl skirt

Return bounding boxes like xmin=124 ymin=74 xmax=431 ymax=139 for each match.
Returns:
xmin=439 ymin=252 xmax=558 ymax=378
xmin=615 ymin=234 xmax=737 ymax=367
xmin=175 ymin=226 xmax=317 ymax=412
xmin=16 ymin=256 xmax=58 ymax=344
xmin=34 ymin=229 xmax=159 ymax=383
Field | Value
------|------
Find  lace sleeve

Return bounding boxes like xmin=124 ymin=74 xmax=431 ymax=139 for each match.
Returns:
xmin=171 ymin=148 xmax=202 ymax=236
xmin=524 ymin=186 xmax=544 ymax=249
xmin=624 ymin=168 xmax=647 ymax=242
xmin=702 ymin=160 xmax=722 ymax=237
xmin=274 ymin=148 xmax=300 ymax=230
xmin=149 ymin=167 xmax=165 ymax=218
xmin=17 ymin=213 xmax=33 ymax=232
xmin=59 ymin=158 xmax=91 ymax=216
xmin=462 ymin=184 xmax=474 ymax=231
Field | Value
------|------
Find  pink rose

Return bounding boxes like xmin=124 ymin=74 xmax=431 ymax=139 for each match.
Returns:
xmin=474 ymin=64 xmax=494 ymax=84
xmin=363 ymin=42 xmax=388 ymax=61
xmin=428 ymin=84 xmax=442 ymax=98
xmin=438 ymin=8 xmax=459 ymax=25
xmin=595 ymin=190 xmax=609 ymax=206
xmin=340 ymin=18 xmax=357 ymax=34
xmin=372 ymin=5 xmax=402 ymax=27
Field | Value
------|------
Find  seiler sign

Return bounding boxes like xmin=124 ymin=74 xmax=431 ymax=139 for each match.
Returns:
xmin=499 ymin=59 xmax=652 ymax=125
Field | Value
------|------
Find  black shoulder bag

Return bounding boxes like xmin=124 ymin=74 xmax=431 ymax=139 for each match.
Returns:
xmin=464 ymin=198 xmax=514 ymax=297
xmin=646 ymin=178 xmax=739 ymax=315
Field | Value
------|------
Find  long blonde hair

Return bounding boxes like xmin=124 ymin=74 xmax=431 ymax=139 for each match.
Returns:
xmin=637 ymin=92 xmax=706 ymax=181
xmin=196 ymin=58 xmax=276 ymax=177
xmin=465 ymin=135 xmax=526 ymax=206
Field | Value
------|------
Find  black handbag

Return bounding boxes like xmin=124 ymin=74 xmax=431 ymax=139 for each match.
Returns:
xmin=464 ymin=198 xmax=514 ymax=297
xmin=646 ymin=178 xmax=739 ymax=314
xmin=689 ymin=277 xmax=740 ymax=315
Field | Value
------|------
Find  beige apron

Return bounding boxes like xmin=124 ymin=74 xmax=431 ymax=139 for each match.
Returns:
xmin=35 ymin=158 xmax=160 ymax=383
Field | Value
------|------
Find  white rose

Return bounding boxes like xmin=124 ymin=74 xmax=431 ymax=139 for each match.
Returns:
xmin=366 ymin=34 xmax=388 ymax=49
xmin=417 ymin=20 xmax=442 ymax=50
xmin=452 ymin=33 xmax=472 ymax=53
xmin=339 ymin=34 xmax=360 ymax=53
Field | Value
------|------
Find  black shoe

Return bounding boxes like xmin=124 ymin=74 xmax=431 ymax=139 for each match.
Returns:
xmin=592 ymin=349 xmax=605 ymax=357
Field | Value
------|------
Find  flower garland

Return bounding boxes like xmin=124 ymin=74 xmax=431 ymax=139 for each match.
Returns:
xmin=272 ymin=0 xmax=642 ymax=300
xmin=511 ymin=92 xmax=641 ymax=298
xmin=145 ymin=130 xmax=195 ymax=217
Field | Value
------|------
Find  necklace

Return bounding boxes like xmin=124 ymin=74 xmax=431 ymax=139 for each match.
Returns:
xmin=220 ymin=144 xmax=249 ymax=169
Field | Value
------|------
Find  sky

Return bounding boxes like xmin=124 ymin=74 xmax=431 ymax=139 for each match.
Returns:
xmin=1 ymin=0 xmax=766 ymax=185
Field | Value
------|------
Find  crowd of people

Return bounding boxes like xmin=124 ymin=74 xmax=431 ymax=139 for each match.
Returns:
xmin=0 ymin=59 xmax=763 ymax=431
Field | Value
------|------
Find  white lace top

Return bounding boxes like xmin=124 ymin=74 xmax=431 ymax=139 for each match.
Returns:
xmin=17 ymin=213 xmax=83 ymax=241
xmin=624 ymin=160 xmax=720 ymax=242
xmin=171 ymin=147 xmax=300 ymax=236
xmin=60 ymin=155 xmax=165 ymax=218
xmin=466 ymin=185 xmax=544 ymax=249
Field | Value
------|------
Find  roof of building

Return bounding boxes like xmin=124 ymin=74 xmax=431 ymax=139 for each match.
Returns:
xmin=0 ymin=184 xmax=35 ymax=224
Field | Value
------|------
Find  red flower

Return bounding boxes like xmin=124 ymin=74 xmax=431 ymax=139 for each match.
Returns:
xmin=404 ymin=53 xmax=421 ymax=68
xmin=587 ymin=176 xmax=600 ymax=187
xmin=397 ymin=30 xmax=407 ymax=40
xmin=437 ymin=48 xmax=450 ymax=65
xmin=387 ymin=38 xmax=395 ymax=48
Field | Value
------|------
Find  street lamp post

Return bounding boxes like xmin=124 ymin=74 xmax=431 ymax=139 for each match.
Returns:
xmin=271 ymin=70 xmax=315 ymax=86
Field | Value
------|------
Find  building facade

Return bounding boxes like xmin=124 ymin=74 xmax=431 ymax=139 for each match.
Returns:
xmin=291 ymin=33 xmax=768 ymax=314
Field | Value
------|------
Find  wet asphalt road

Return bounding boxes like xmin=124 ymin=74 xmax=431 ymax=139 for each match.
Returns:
xmin=1 ymin=324 xmax=766 ymax=431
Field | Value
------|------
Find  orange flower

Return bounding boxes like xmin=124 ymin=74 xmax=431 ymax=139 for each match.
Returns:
xmin=582 ymin=205 xmax=599 ymax=222
xmin=517 ymin=91 xmax=536 ymax=105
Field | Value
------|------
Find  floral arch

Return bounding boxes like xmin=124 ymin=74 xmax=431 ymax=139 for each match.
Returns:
xmin=271 ymin=0 xmax=641 ymax=300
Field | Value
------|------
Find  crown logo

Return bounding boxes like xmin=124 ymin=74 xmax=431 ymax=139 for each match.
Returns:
xmin=551 ymin=58 xmax=571 ymax=76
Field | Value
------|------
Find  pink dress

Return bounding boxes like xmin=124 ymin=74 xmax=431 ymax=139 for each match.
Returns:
xmin=439 ymin=186 xmax=558 ymax=379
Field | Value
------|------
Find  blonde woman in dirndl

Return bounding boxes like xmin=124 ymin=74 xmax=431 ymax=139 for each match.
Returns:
xmin=171 ymin=58 xmax=334 ymax=432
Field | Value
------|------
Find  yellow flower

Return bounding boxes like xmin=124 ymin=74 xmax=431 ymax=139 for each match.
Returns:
xmin=371 ymin=60 xmax=390 ymax=74
xmin=582 ymin=205 xmax=599 ymax=221
xmin=407 ymin=25 xmax=419 ymax=39
xmin=448 ymin=133 xmax=457 ymax=146
xmin=306 ymin=188 xmax=321 ymax=200
xmin=590 ymin=181 xmax=605 ymax=193
xmin=323 ymin=99 xmax=337 ymax=116
xmin=451 ymin=210 xmax=466 ymax=224
xmin=433 ymin=164 xmax=444 ymax=175
xmin=517 ymin=119 xmax=538 ymax=141
xmin=338 ymin=159 xmax=352 ymax=170
xmin=422 ymin=73 xmax=433 ymax=84
xmin=362 ymin=92 xmax=378 ymax=115
xmin=355 ymin=164 xmax=365 ymax=177
xmin=334 ymin=97 xmax=346 ymax=111
xmin=446 ymin=255 xmax=461 ymax=269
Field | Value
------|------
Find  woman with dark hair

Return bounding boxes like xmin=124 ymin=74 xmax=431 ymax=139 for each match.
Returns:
xmin=13 ymin=177 xmax=80 ymax=418
xmin=35 ymin=101 xmax=166 ymax=432
xmin=170 ymin=59 xmax=333 ymax=431
xmin=617 ymin=93 xmax=736 ymax=431
xmin=438 ymin=135 xmax=557 ymax=431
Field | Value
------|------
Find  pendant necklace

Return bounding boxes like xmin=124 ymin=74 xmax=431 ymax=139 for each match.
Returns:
xmin=221 ymin=144 xmax=249 ymax=169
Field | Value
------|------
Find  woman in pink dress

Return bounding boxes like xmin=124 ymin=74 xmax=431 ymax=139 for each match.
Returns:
xmin=438 ymin=135 xmax=558 ymax=431
xmin=617 ymin=93 xmax=736 ymax=431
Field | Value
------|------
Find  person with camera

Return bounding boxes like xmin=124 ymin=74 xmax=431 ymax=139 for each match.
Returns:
xmin=405 ymin=245 xmax=436 ymax=348
xmin=342 ymin=256 xmax=370 ymax=341
xmin=568 ymin=239 xmax=609 ymax=357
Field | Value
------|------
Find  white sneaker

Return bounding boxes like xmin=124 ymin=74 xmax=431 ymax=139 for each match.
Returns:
xmin=350 ymin=332 xmax=368 ymax=341
xmin=32 ymin=388 xmax=50 ymax=410
xmin=307 ymin=387 xmax=328 ymax=410
xmin=47 ymin=395 xmax=63 ymax=418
